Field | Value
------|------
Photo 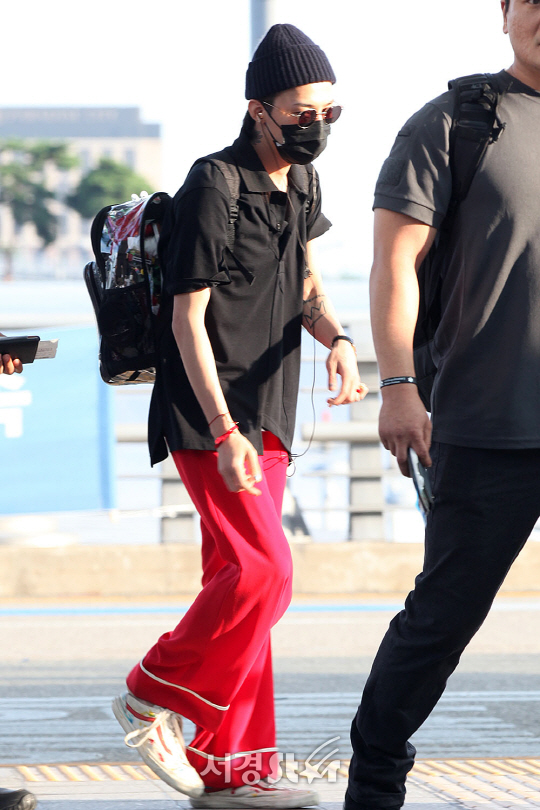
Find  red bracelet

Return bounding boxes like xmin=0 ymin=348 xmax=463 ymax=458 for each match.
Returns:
xmin=214 ymin=423 xmax=239 ymax=448
xmin=208 ymin=412 xmax=230 ymax=428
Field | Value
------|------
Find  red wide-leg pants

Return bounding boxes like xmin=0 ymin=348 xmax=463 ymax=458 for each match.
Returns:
xmin=127 ymin=433 xmax=292 ymax=788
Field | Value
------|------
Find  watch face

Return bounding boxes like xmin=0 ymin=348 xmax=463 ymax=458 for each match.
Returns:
xmin=407 ymin=448 xmax=434 ymax=519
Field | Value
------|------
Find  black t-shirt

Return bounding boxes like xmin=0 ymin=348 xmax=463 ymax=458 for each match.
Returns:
xmin=374 ymin=70 xmax=540 ymax=449
xmin=148 ymin=130 xmax=331 ymax=465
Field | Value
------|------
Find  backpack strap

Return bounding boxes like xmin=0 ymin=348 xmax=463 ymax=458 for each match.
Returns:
xmin=194 ymin=150 xmax=256 ymax=284
xmin=207 ymin=158 xmax=240 ymax=251
xmin=445 ymin=73 xmax=504 ymax=224
xmin=423 ymin=73 xmax=504 ymax=321
xmin=90 ymin=204 xmax=113 ymax=282
xmin=413 ymin=73 xmax=504 ymax=409
xmin=195 ymin=153 xmax=317 ymax=245
xmin=304 ymin=163 xmax=317 ymax=217
xmin=193 ymin=149 xmax=241 ymax=252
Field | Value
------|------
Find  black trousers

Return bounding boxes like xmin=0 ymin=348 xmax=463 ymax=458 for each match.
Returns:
xmin=345 ymin=441 xmax=540 ymax=810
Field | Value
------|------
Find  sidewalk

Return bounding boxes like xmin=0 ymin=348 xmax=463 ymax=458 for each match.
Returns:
xmin=3 ymin=758 xmax=540 ymax=809
xmin=2 ymin=595 xmax=540 ymax=808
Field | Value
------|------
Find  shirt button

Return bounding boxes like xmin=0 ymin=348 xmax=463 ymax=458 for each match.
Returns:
xmin=276 ymin=223 xmax=281 ymax=231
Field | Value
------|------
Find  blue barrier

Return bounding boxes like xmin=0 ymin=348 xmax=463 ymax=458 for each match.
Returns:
xmin=0 ymin=326 xmax=115 ymax=513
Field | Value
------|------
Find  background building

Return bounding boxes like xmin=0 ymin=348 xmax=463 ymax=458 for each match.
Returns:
xmin=0 ymin=107 xmax=161 ymax=277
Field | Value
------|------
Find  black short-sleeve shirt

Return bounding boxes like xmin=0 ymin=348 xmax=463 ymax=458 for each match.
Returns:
xmin=374 ymin=70 xmax=540 ymax=448
xmin=148 ymin=130 xmax=331 ymax=465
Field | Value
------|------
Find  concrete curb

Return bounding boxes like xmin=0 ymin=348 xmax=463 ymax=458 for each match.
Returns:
xmin=0 ymin=540 xmax=539 ymax=598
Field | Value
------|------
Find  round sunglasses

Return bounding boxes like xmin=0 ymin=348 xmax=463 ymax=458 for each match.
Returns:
xmin=262 ymin=101 xmax=342 ymax=129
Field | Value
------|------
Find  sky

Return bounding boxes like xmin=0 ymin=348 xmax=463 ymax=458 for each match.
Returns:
xmin=2 ymin=0 xmax=513 ymax=278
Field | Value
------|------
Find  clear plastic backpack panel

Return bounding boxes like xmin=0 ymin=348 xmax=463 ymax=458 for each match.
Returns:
xmin=100 ymin=195 xmax=166 ymax=314
xmin=144 ymin=196 xmax=167 ymax=314
xmin=101 ymin=199 xmax=145 ymax=290
xmin=145 ymin=220 xmax=162 ymax=314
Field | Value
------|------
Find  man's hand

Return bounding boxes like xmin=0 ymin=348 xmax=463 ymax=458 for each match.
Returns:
xmin=0 ymin=354 xmax=22 ymax=375
xmin=379 ymin=384 xmax=432 ymax=476
xmin=217 ymin=431 xmax=263 ymax=496
xmin=326 ymin=342 xmax=368 ymax=406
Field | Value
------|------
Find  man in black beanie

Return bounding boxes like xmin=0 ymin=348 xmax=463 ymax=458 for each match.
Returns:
xmin=112 ymin=22 xmax=367 ymax=810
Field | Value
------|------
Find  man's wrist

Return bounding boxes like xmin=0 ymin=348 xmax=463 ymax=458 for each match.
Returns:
xmin=380 ymin=377 xmax=420 ymax=400
xmin=380 ymin=375 xmax=417 ymax=389
xmin=331 ymin=334 xmax=356 ymax=353
xmin=209 ymin=413 xmax=237 ymax=440
xmin=214 ymin=423 xmax=240 ymax=448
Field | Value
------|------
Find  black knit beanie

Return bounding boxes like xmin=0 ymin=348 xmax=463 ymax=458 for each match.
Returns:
xmin=245 ymin=24 xmax=336 ymax=100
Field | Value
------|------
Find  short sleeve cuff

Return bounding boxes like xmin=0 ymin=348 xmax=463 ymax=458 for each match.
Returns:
xmin=166 ymin=269 xmax=231 ymax=295
xmin=373 ymin=195 xmax=445 ymax=229
xmin=308 ymin=213 xmax=332 ymax=242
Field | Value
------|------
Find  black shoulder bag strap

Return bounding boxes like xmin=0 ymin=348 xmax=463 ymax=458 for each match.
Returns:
xmin=428 ymin=73 xmax=504 ymax=315
xmin=197 ymin=149 xmax=255 ymax=284
xmin=413 ymin=73 xmax=504 ymax=409
xmin=208 ymin=157 xmax=241 ymax=252
xmin=304 ymin=163 xmax=318 ymax=218
xmin=445 ymin=73 xmax=504 ymax=223
xmin=191 ymin=149 xmax=241 ymax=251
xmin=424 ymin=73 xmax=504 ymax=317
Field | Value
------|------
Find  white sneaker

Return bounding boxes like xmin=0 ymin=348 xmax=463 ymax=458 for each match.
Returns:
xmin=189 ymin=778 xmax=320 ymax=808
xmin=112 ymin=692 xmax=204 ymax=797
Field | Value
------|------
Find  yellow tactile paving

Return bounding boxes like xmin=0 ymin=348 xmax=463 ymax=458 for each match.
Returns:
xmin=418 ymin=760 xmax=460 ymax=776
xmin=409 ymin=758 xmax=540 ymax=807
xmin=99 ymin=764 xmax=137 ymax=781
xmin=519 ymin=759 xmax=540 ymax=776
xmin=36 ymin=765 xmax=64 ymax=782
xmin=15 ymin=766 xmax=40 ymax=783
xmin=120 ymin=763 xmax=150 ymax=781
xmin=5 ymin=761 xmax=342 ymax=784
xmin=78 ymin=764 xmax=108 ymax=781
xmin=8 ymin=763 xmax=158 ymax=783
xmin=6 ymin=756 xmax=540 ymax=809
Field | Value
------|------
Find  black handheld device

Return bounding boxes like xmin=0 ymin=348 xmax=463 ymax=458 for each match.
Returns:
xmin=0 ymin=335 xmax=40 ymax=364
xmin=407 ymin=447 xmax=434 ymax=518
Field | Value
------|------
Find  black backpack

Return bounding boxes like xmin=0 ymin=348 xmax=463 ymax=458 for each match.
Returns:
xmin=84 ymin=149 xmax=317 ymax=385
xmin=84 ymin=191 xmax=171 ymax=384
xmin=413 ymin=73 xmax=505 ymax=409
xmin=83 ymin=153 xmax=242 ymax=385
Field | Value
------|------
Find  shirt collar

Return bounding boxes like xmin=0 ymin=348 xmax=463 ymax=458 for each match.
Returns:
xmin=229 ymin=130 xmax=309 ymax=200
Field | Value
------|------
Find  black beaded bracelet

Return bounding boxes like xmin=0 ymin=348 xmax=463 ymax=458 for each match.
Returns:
xmin=331 ymin=335 xmax=356 ymax=349
xmin=380 ymin=376 xmax=417 ymax=388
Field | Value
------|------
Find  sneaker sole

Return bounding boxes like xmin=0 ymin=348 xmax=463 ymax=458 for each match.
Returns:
xmin=190 ymin=790 xmax=320 ymax=809
xmin=111 ymin=696 xmax=204 ymax=798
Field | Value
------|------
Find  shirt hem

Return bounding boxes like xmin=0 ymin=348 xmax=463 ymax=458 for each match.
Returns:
xmin=260 ymin=414 xmax=292 ymax=456
xmin=432 ymin=429 xmax=540 ymax=449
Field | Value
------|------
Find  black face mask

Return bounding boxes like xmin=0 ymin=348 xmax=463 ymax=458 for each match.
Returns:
xmin=270 ymin=120 xmax=331 ymax=165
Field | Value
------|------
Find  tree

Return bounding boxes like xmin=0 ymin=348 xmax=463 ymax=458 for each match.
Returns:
xmin=67 ymin=158 xmax=154 ymax=220
xmin=0 ymin=139 xmax=79 ymax=280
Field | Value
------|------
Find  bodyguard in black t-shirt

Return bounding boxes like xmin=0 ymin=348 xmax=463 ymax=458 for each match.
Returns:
xmin=112 ymin=24 xmax=367 ymax=810
xmin=345 ymin=3 xmax=540 ymax=810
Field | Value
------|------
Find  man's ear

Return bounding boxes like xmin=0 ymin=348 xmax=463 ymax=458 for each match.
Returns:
xmin=247 ymin=99 xmax=265 ymax=122
xmin=501 ymin=0 xmax=509 ymax=34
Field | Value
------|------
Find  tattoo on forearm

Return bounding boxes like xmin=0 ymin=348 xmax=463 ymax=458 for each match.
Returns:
xmin=303 ymin=295 xmax=327 ymax=330
xmin=304 ymin=266 xmax=313 ymax=278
